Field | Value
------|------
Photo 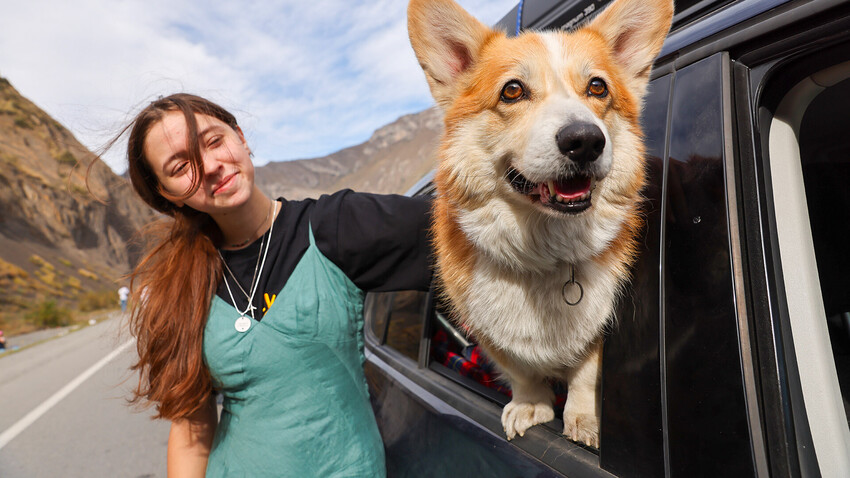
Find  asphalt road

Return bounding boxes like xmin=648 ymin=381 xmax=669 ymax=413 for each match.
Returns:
xmin=0 ymin=314 xmax=170 ymax=477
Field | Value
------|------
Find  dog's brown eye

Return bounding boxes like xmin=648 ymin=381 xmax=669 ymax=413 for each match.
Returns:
xmin=501 ymin=81 xmax=525 ymax=102
xmin=587 ymin=78 xmax=608 ymax=98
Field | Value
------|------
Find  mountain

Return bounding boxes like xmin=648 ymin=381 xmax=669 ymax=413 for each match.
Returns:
xmin=0 ymin=76 xmax=443 ymax=332
xmin=254 ymin=107 xmax=442 ymax=199
xmin=0 ymin=76 xmax=156 ymax=327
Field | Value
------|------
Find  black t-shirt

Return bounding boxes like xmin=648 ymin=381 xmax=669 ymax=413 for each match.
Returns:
xmin=217 ymin=190 xmax=433 ymax=320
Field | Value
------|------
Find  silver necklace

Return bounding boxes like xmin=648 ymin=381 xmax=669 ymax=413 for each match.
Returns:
xmin=220 ymin=200 xmax=278 ymax=332
xmin=221 ymin=242 xmax=263 ymax=301
xmin=226 ymin=200 xmax=275 ymax=248
xmin=220 ymin=200 xmax=274 ymax=300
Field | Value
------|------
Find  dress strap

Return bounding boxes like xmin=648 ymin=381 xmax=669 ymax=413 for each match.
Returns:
xmin=307 ymin=221 xmax=316 ymax=247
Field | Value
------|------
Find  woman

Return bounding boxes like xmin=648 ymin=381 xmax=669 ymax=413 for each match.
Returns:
xmin=121 ymin=94 xmax=431 ymax=477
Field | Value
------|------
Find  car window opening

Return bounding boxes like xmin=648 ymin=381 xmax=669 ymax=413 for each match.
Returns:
xmin=767 ymin=58 xmax=850 ymax=471
xmin=797 ymin=75 xmax=850 ymax=428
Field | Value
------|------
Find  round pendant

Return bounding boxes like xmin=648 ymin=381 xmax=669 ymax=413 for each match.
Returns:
xmin=562 ymin=279 xmax=584 ymax=306
xmin=234 ymin=315 xmax=252 ymax=333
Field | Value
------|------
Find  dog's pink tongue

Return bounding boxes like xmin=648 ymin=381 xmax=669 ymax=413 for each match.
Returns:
xmin=555 ymin=176 xmax=592 ymax=200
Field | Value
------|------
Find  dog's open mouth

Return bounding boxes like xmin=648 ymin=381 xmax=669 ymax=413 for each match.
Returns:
xmin=507 ymin=167 xmax=595 ymax=214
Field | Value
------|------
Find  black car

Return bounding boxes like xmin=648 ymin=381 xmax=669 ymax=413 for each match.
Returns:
xmin=363 ymin=1 xmax=850 ymax=476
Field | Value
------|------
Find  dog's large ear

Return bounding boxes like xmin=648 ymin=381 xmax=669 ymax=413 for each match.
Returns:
xmin=585 ymin=0 xmax=674 ymax=85
xmin=408 ymin=0 xmax=494 ymax=109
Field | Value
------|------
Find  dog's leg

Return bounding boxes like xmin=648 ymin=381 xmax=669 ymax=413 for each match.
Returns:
xmin=500 ymin=368 xmax=555 ymax=440
xmin=563 ymin=339 xmax=603 ymax=447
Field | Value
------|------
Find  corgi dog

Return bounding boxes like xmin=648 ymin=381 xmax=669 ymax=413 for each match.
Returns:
xmin=408 ymin=0 xmax=673 ymax=447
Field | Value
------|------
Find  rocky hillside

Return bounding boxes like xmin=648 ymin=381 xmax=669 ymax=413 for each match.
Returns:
xmin=255 ymin=107 xmax=442 ymax=199
xmin=0 ymin=76 xmax=444 ymax=333
xmin=0 ymin=77 xmax=156 ymax=330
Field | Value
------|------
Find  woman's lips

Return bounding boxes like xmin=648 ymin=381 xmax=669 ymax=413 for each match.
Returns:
xmin=213 ymin=172 xmax=237 ymax=195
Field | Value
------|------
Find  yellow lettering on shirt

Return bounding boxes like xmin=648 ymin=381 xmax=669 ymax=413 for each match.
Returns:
xmin=263 ymin=292 xmax=276 ymax=313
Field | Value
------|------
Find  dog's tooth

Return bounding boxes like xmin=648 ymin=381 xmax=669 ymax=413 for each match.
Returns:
xmin=548 ymin=181 xmax=556 ymax=200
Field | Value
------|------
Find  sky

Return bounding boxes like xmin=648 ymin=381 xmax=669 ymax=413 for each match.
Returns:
xmin=0 ymin=0 xmax=517 ymax=174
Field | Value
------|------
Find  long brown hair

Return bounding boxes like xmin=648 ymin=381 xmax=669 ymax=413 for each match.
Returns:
xmin=119 ymin=93 xmax=239 ymax=420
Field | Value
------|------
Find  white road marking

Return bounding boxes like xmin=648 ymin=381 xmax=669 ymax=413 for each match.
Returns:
xmin=0 ymin=339 xmax=135 ymax=451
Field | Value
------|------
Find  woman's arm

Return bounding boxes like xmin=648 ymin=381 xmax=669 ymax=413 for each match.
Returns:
xmin=315 ymin=191 xmax=434 ymax=292
xmin=167 ymin=396 xmax=218 ymax=477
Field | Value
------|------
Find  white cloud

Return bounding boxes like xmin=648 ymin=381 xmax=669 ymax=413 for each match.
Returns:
xmin=0 ymin=0 xmax=517 ymax=173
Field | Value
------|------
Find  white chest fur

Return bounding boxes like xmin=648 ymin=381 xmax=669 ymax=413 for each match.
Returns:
xmin=448 ymin=185 xmax=632 ymax=377
xmin=462 ymin=257 xmax=622 ymax=376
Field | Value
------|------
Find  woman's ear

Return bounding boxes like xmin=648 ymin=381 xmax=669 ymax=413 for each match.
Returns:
xmin=235 ymin=125 xmax=252 ymax=156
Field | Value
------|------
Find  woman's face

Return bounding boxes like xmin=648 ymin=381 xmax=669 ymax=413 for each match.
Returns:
xmin=144 ymin=111 xmax=254 ymax=215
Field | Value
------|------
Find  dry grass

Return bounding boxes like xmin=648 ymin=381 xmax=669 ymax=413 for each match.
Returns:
xmin=77 ymin=268 xmax=98 ymax=281
xmin=0 ymin=258 xmax=28 ymax=281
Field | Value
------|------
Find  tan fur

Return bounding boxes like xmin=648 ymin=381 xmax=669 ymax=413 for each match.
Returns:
xmin=410 ymin=0 xmax=673 ymax=447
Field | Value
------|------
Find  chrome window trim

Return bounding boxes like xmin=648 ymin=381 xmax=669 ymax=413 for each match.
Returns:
xmin=721 ymin=52 xmax=770 ymax=478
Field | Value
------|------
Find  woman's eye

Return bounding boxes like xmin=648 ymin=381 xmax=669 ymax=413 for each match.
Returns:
xmin=500 ymin=80 xmax=525 ymax=103
xmin=208 ymin=136 xmax=222 ymax=147
xmin=587 ymin=78 xmax=608 ymax=98
xmin=173 ymin=162 xmax=189 ymax=175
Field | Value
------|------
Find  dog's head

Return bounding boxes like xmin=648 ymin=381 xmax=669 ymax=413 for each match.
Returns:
xmin=409 ymin=0 xmax=673 ymax=218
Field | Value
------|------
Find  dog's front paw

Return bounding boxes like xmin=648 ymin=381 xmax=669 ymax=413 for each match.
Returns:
xmin=502 ymin=400 xmax=555 ymax=440
xmin=563 ymin=410 xmax=599 ymax=448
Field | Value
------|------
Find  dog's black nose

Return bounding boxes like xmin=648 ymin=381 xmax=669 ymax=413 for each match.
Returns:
xmin=556 ymin=123 xmax=605 ymax=164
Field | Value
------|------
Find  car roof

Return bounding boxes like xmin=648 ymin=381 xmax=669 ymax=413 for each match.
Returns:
xmin=494 ymin=0 xmax=791 ymax=37
xmin=658 ymin=0 xmax=790 ymax=58
xmin=491 ymin=0 xmax=850 ymax=75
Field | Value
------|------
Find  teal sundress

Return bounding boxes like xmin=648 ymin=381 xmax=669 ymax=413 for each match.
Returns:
xmin=202 ymin=228 xmax=385 ymax=477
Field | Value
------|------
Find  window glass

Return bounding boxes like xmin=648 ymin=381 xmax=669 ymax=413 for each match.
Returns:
xmin=429 ymin=301 xmax=513 ymax=399
xmin=798 ymin=77 xmax=850 ymax=427
xmin=600 ymin=74 xmax=670 ymax=478
xmin=384 ymin=291 xmax=427 ymax=361
xmin=663 ymin=53 xmax=754 ymax=476
xmin=368 ymin=292 xmax=391 ymax=343
xmin=367 ymin=291 xmax=426 ymax=362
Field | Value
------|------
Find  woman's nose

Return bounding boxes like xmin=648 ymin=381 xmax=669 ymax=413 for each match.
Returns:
xmin=202 ymin=152 xmax=224 ymax=177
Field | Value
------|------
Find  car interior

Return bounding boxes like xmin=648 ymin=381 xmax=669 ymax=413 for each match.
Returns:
xmin=767 ymin=57 xmax=850 ymax=457
xmin=797 ymin=73 xmax=850 ymax=426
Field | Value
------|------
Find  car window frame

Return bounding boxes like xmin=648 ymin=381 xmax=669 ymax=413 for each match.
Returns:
xmin=743 ymin=41 xmax=850 ymax=477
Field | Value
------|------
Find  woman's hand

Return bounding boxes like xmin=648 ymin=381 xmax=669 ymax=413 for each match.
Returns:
xmin=167 ymin=396 xmax=218 ymax=477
